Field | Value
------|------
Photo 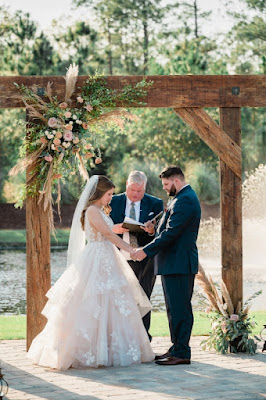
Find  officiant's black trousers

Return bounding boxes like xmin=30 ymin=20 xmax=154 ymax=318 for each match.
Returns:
xmin=128 ymin=258 xmax=156 ymax=341
xmin=162 ymin=273 xmax=195 ymax=359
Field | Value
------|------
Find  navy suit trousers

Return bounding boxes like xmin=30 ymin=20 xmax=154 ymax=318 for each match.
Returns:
xmin=161 ymin=274 xmax=195 ymax=359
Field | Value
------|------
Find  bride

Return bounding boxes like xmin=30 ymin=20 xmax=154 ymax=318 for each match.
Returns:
xmin=27 ymin=175 xmax=154 ymax=370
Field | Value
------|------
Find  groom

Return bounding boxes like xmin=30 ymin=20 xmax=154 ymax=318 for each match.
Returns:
xmin=133 ymin=165 xmax=201 ymax=365
xmin=110 ymin=170 xmax=163 ymax=340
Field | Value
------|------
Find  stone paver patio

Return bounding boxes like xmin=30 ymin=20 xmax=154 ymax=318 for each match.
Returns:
xmin=1 ymin=337 xmax=266 ymax=400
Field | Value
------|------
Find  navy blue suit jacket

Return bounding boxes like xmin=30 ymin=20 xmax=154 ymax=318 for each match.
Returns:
xmin=144 ymin=185 xmax=201 ymax=275
xmin=110 ymin=193 xmax=164 ymax=247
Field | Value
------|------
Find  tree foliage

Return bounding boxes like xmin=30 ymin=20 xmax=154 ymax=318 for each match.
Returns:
xmin=0 ymin=0 xmax=265 ymax=204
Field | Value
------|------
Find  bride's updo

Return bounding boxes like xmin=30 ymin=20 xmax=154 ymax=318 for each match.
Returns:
xmin=81 ymin=175 xmax=115 ymax=230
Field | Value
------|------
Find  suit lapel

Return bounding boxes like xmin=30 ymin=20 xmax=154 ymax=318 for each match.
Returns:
xmin=120 ymin=193 xmax=127 ymax=220
xmin=139 ymin=195 xmax=148 ymax=223
xmin=157 ymin=186 xmax=191 ymax=232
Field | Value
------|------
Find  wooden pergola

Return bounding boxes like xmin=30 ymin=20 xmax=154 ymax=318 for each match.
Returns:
xmin=1 ymin=74 xmax=265 ymax=349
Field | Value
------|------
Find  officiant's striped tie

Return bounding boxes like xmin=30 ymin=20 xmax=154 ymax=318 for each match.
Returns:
xmin=129 ymin=202 xmax=138 ymax=248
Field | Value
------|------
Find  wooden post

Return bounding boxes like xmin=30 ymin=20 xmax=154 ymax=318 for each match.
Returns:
xmin=26 ymin=115 xmax=51 ymax=350
xmin=219 ymin=108 xmax=242 ymax=310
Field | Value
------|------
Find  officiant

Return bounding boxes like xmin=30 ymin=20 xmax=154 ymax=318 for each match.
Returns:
xmin=110 ymin=170 xmax=163 ymax=340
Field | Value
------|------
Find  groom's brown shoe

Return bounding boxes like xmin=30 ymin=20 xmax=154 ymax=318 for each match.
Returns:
xmin=155 ymin=356 xmax=191 ymax=366
xmin=154 ymin=351 xmax=171 ymax=361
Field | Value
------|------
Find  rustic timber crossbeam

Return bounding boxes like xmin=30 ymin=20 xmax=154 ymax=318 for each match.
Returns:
xmin=173 ymin=108 xmax=242 ymax=178
xmin=0 ymin=75 xmax=265 ymax=108
xmin=1 ymin=74 xmax=265 ymax=348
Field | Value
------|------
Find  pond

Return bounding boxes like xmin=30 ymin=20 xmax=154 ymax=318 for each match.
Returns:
xmin=1 ymin=236 xmax=265 ymax=315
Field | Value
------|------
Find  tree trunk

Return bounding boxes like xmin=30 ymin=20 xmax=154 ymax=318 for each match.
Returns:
xmin=194 ymin=0 xmax=198 ymax=38
xmin=143 ymin=5 xmax=149 ymax=75
xmin=107 ymin=21 xmax=113 ymax=75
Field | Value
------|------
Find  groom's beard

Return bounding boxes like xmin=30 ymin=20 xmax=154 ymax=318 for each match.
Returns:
xmin=168 ymin=184 xmax=177 ymax=197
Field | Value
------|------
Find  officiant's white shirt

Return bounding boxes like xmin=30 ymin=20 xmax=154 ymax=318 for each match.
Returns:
xmin=121 ymin=198 xmax=141 ymax=260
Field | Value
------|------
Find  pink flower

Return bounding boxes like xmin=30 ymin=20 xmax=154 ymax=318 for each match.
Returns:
xmin=40 ymin=136 xmax=48 ymax=144
xmin=64 ymin=130 xmax=73 ymax=141
xmin=44 ymin=155 xmax=53 ymax=162
xmin=53 ymin=138 xmax=61 ymax=146
xmin=84 ymin=143 xmax=92 ymax=150
xmin=73 ymin=137 xmax=79 ymax=144
xmin=82 ymin=122 xmax=88 ymax=130
xmin=85 ymin=103 xmax=93 ymax=112
xmin=65 ymin=123 xmax=73 ymax=131
xmin=230 ymin=314 xmax=239 ymax=322
xmin=55 ymin=131 xmax=62 ymax=138
xmin=85 ymin=152 xmax=93 ymax=159
xmin=59 ymin=102 xmax=68 ymax=109
xmin=77 ymin=97 xmax=84 ymax=103
xmin=95 ymin=157 xmax=102 ymax=164
xmin=48 ymin=117 xmax=59 ymax=128
xmin=64 ymin=111 xmax=72 ymax=119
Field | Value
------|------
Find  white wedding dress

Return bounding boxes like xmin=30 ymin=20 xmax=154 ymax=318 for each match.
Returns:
xmin=27 ymin=209 xmax=154 ymax=370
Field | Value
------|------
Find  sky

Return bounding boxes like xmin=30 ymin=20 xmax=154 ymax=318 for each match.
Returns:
xmin=2 ymin=0 xmax=246 ymax=37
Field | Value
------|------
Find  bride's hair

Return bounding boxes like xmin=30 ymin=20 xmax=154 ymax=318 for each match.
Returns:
xmin=80 ymin=175 xmax=115 ymax=230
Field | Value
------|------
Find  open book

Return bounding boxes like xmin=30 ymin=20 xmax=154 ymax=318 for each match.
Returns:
xmin=121 ymin=211 xmax=163 ymax=233
xmin=122 ymin=217 xmax=145 ymax=233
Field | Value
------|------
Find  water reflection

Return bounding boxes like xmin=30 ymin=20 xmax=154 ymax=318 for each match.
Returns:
xmin=1 ymin=239 xmax=265 ymax=315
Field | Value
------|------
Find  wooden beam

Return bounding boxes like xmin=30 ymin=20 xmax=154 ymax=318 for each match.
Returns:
xmin=26 ymin=195 xmax=51 ymax=350
xmin=220 ymin=108 xmax=242 ymax=311
xmin=26 ymin=114 xmax=51 ymax=350
xmin=1 ymin=75 xmax=265 ymax=108
xmin=173 ymin=107 xmax=242 ymax=179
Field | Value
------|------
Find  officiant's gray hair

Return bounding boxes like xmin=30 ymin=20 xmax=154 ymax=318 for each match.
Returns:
xmin=127 ymin=170 xmax=147 ymax=188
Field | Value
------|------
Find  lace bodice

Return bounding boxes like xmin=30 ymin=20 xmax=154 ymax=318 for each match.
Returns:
xmin=85 ymin=208 xmax=114 ymax=243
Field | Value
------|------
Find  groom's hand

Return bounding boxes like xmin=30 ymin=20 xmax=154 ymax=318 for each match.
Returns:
xmin=133 ymin=248 xmax=147 ymax=262
xmin=112 ymin=223 xmax=129 ymax=234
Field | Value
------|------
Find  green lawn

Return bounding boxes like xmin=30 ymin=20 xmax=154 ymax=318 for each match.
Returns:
xmin=1 ymin=311 xmax=265 ymax=340
xmin=0 ymin=229 xmax=70 ymax=246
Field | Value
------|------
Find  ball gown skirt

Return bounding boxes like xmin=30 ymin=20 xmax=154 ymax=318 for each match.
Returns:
xmin=27 ymin=213 xmax=154 ymax=370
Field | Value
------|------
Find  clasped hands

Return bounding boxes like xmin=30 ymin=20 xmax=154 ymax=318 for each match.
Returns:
xmin=130 ymin=248 xmax=147 ymax=262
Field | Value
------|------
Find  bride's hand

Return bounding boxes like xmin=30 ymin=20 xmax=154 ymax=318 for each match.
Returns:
xmin=112 ymin=223 xmax=129 ymax=234
xmin=129 ymin=247 xmax=136 ymax=258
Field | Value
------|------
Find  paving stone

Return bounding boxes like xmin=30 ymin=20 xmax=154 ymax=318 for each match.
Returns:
xmin=1 ymin=337 xmax=266 ymax=400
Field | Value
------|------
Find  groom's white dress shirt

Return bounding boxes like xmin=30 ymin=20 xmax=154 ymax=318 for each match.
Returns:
xmin=121 ymin=197 xmax=141 ymax=260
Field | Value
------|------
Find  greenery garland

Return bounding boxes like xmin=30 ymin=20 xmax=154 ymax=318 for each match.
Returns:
xmin=9 ymin=65 xmax=152 ymax=227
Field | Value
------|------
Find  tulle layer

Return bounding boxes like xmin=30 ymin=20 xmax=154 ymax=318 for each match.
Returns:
xmin=27 ymin=240 xmax=154 ymax=370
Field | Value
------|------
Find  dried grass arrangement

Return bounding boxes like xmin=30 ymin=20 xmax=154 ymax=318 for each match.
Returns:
xmin=196 ymin=263 xmax=261 ymax=354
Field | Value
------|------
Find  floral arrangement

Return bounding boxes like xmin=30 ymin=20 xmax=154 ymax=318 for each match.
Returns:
xmin=197 ymin=263 xmax=261 ymax=354
xmin=9 ymin=64 xmax=152 ymax=229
